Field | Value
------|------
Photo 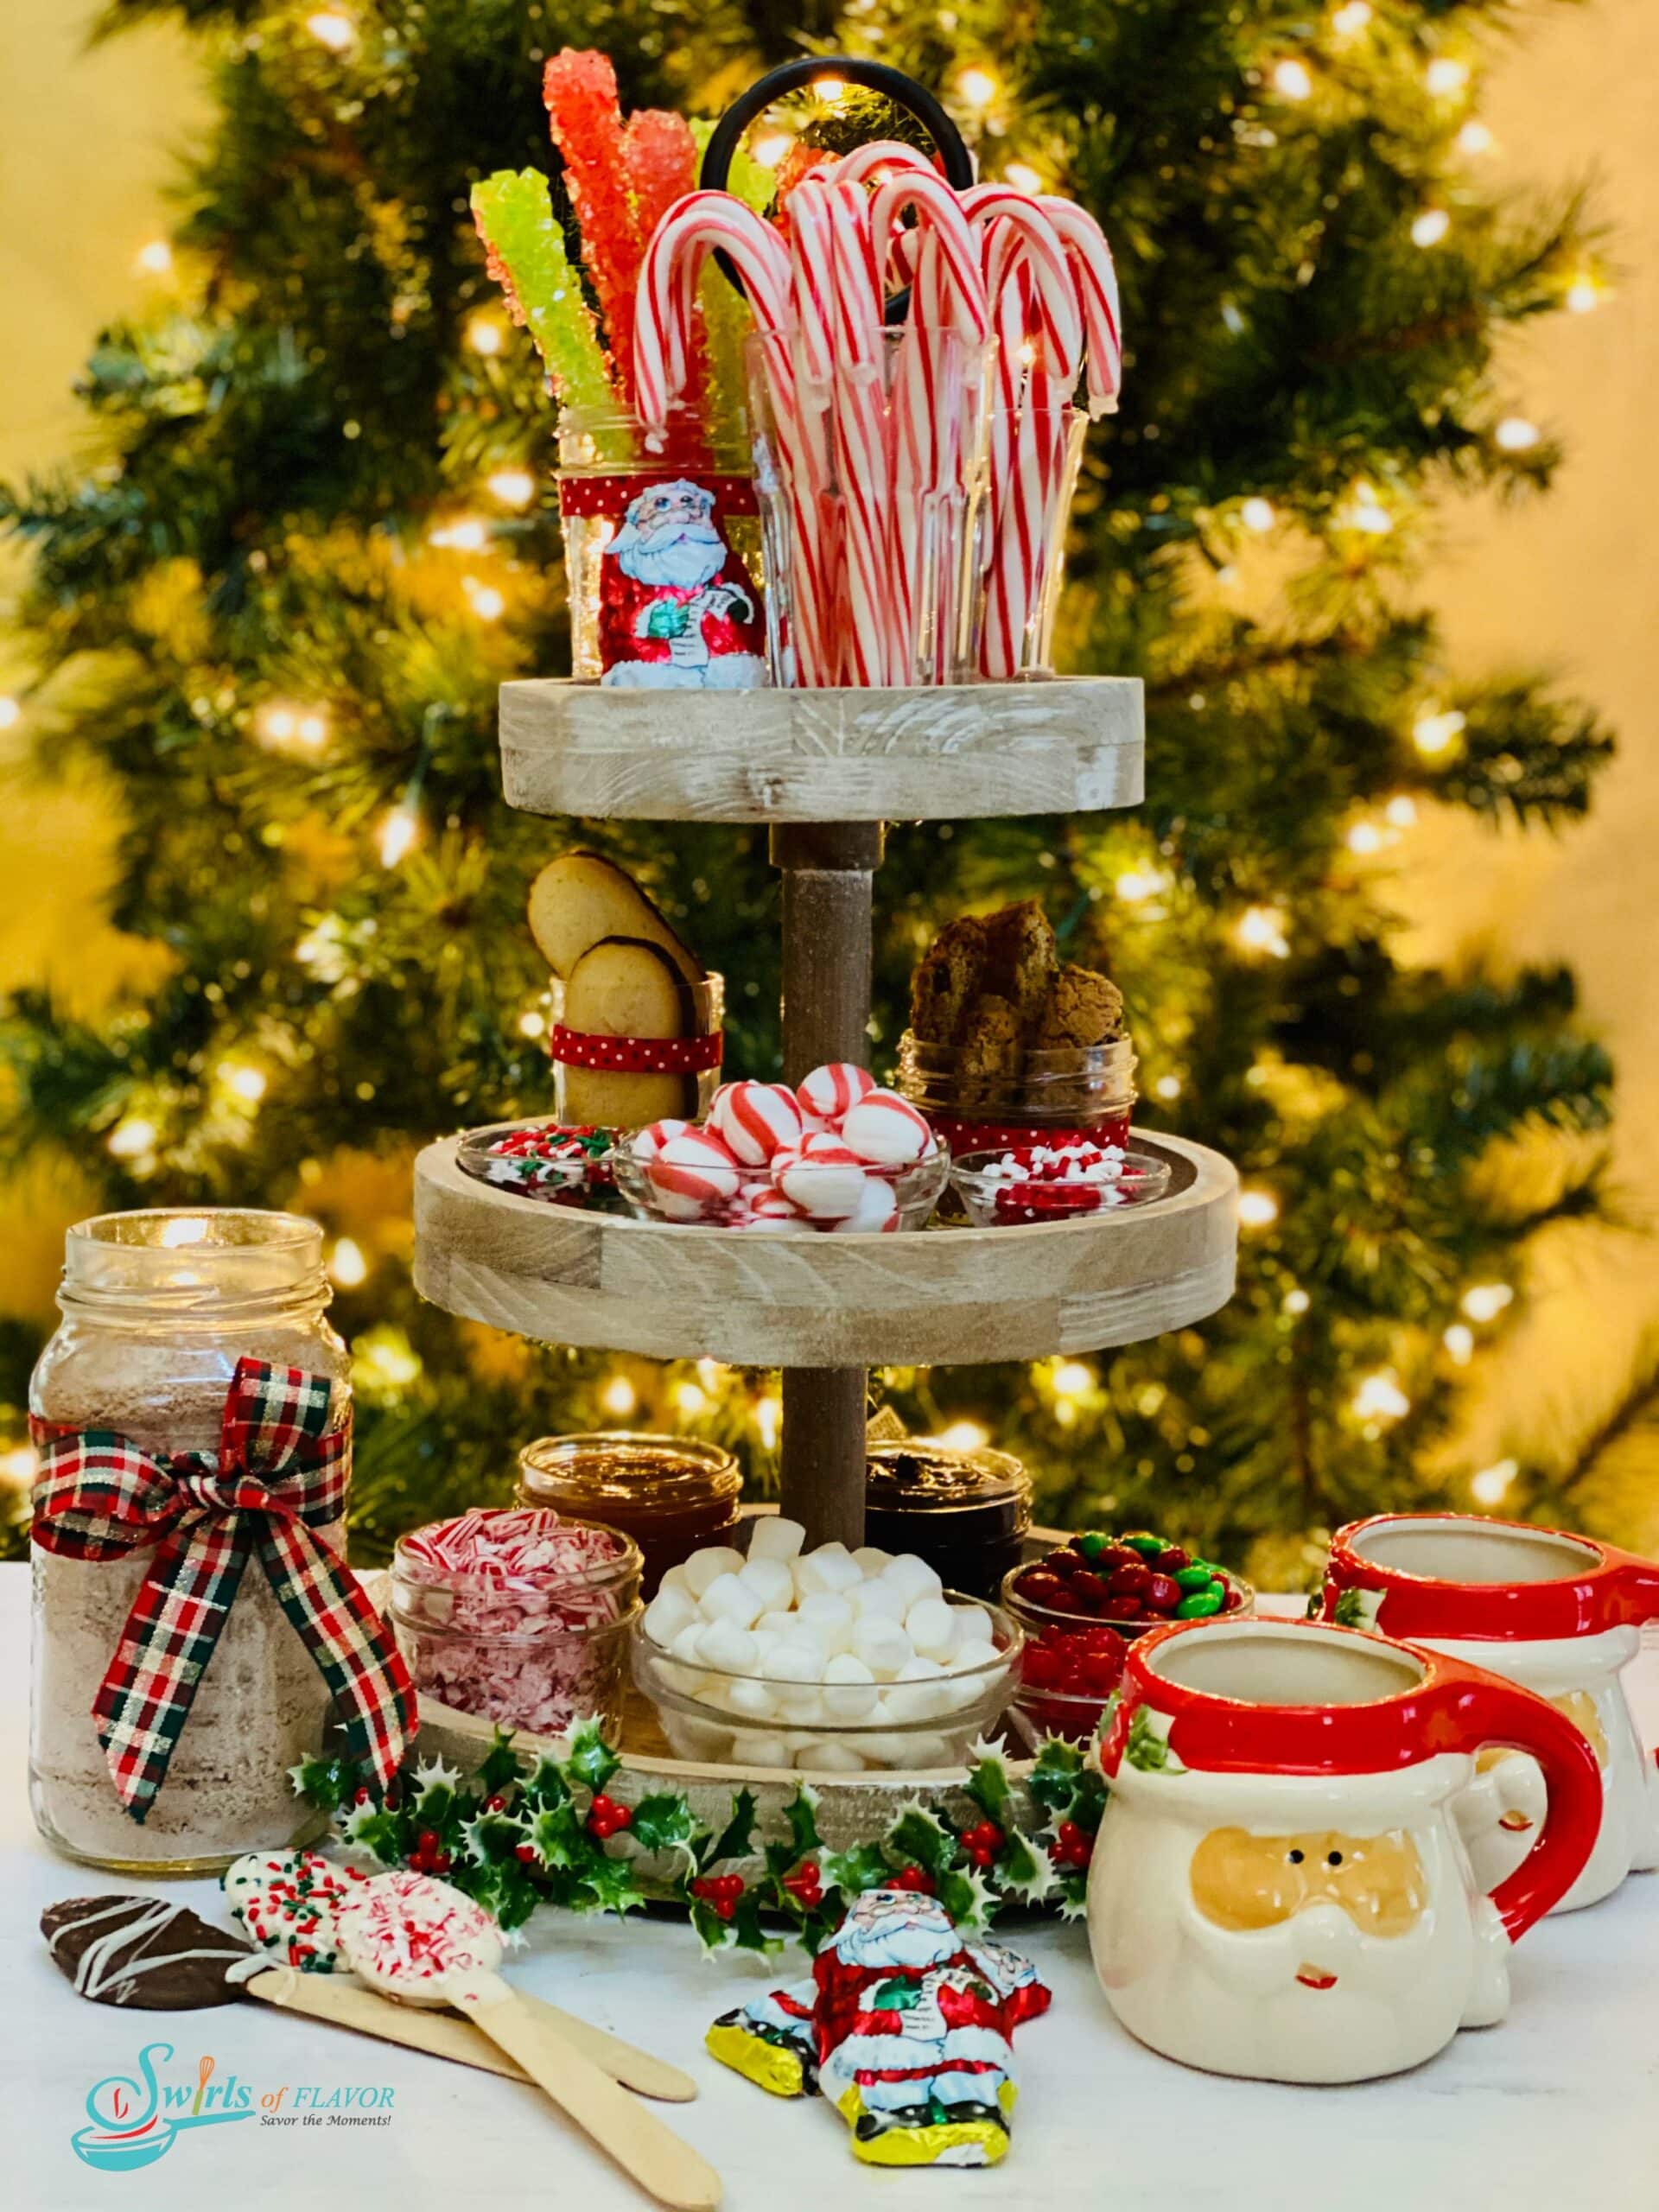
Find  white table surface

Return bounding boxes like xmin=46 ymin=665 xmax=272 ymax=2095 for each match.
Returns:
xmin=10 ymin=1560 xmax=1659 ymax=2212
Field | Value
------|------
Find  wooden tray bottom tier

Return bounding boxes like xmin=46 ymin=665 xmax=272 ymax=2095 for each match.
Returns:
xmin=413 ymin=1132 xmax=1238 ymax=1368
xmin=498 ymin=675 xmax=1145 ymax=824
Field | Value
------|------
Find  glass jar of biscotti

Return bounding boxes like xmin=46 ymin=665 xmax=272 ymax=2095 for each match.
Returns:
xmin=865 ymin=1441 xmax=1033 ymax=1601
xmin=29 ymin=1210 xmax=352 ymax=1875
xmin=517 ymin=1433 xmax=742 ymax=1597
xmin=894 ymin=1029 xmax=1138 ymax=1154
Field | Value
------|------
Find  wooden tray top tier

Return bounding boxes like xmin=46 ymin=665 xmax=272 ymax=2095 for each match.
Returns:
xmin=413 ymin=1132 xmax=1237 ymax=1368
xmin=499 ymin=676 xmax=1144 ymax=823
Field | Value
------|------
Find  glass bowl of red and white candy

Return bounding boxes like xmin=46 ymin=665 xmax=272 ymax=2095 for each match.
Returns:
xmin=948 ymin=1140 xmax=1171 ymax=1227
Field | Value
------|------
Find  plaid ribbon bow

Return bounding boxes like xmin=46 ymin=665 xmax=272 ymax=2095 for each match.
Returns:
xmin=32 ymin=1357 xmax=416 ymax=1823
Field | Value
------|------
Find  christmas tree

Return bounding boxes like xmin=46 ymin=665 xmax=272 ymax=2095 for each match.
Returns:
xmin=0 ymin=0 xmax=1622 ymax=1584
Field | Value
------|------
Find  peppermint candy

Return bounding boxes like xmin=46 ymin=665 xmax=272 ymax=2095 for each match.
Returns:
xmin=795 ymin=1062 xmax=878 ymax=1122
xmin=709 ymin=1080 xmax=805 ymax=1165
xmin=840 ymin=1088 xmax=933 ymax=1166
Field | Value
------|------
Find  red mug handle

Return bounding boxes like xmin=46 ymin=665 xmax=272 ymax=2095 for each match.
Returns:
xmin=1607 ymin=1546 xmax=1659 ymax=1624
xmin=1427 ymin=1653 xmax=1602 ymax=1942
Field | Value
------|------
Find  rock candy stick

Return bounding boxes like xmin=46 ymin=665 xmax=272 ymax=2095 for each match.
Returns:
xmin=470 ymin=170 xmax=615 ymax=415
xmin=543 ymin=49 xmax=644 ymax=404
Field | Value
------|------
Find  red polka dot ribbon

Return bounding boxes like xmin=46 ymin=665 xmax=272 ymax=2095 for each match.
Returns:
xmin=556 ymin=471 xmax=759 ymax=520
xmin=930 ymin=1109 xmax=1133 ymax=1156
xmin=550 ymin=1025 xmax=725 ymax=1074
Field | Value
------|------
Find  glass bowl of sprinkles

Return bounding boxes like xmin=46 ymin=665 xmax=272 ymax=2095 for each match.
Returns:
xmin=948 ymin=1140 xmax=1173 ymax=1227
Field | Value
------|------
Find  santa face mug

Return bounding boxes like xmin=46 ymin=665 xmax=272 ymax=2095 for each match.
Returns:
xmin=1319 ymin=1513 xmax=1659 ymax=1912
xmin=1085 ymin=1617 xmax=1600 ymax=2084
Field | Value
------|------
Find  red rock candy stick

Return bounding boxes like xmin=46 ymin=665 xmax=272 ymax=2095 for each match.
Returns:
xmin=543 ymin=49 xmax=641 ymax=404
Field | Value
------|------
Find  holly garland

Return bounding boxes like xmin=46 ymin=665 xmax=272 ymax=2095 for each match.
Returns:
xmin=293 ymin=1724 xmax=1108 ymax=1956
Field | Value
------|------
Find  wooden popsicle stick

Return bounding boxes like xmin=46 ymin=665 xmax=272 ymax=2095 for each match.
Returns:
xmin=243 ymin=1971 xmax=697 ymax=2102
xmin=455 ymin=1974 xmax=721 ymax=2210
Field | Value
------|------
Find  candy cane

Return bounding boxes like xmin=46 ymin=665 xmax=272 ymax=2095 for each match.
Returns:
xmin=633 ymin=192 xmax=791 ymax=430
xmin=827 ymin=180 xmax=894 ymax=683
xmin=868 ymin=171 xmax=988 ymax=680
xmin=1039 ymin=195 xmax=1123 ymax=416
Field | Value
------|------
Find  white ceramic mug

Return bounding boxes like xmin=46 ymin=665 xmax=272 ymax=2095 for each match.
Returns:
xmin=1086 ymin=1617 xmax=1599 ymax=2084
xmin=1320 ymin=1513 xmax=1659 ymax=1911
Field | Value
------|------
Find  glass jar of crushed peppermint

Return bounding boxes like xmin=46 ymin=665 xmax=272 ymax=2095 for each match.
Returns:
xmin=389 ymin=1508 xmax=643 ymax=1743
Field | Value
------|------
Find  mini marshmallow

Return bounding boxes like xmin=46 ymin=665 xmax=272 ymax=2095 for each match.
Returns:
xmin=851 ymin=1616 xmax=914 ymax=1678
xmin=798 ymin=1739 xmax=866 ymax=1772
xmin=851 ymin=1546 xmax=894 ymax=1577
xmin=792 ymin=1593 xmax=855 ymax=1654
xmin=883 ymin=1655 xmax=949 ymax=1724
xmin=822 ymin=1652 xmax=879 ymax=1721
xmin=738 ymin=1732 xmax=793 ymax=1769
xmin=736 ymin=1557 xmax=795 ymax=1612
xmin=796 ymin=1543 xmax=863 ymax=1597
xmin=755 ymin=1609 xmax=798 ymax=1641
xmin=697 ymin=1619 xmax=760 ymax=1674
xmin=955 ymin=1637 xmax=1001 ymax=1672
xmin=658 ymin=1563 xmax=693 ymax=1599
xmin=776 ymin=1688 xmax=827 ymax=1726
xmin=726 ymin=1676 xmax=779 ymax=1720
xmin=669 ymin=1623 xmax=707 ymax=1663
xmin=683 ymin=1546 xmax=747 ymax=1599
xmin=849 ymin=1732 xmax=918 ymax=1766
xmin=644 ymin=1587 xmax=697 ymax=1645
xmin=906 ymin=1596 xmax=963 ymax=1662
xmin=882 ymin=1554 xmax=944 ymax=1608
xmin=698 ymin=1572 xmax=764 ymax=1630
xmin=748 ymin=1515 xmax=807 ymax=1564
xmin=849 ymin=1577 xmax=909 ymax=1624
xmin=766 ymin=1641 xmax=828 ymax=1685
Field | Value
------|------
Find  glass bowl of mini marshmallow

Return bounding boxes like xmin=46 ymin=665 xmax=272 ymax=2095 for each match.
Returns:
xmin=630 ymin=1516 xmax=1022 ymax=1772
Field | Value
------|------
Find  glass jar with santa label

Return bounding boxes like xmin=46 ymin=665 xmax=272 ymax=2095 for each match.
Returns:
xmin=556 ymin=406 xmax=767 ymax=690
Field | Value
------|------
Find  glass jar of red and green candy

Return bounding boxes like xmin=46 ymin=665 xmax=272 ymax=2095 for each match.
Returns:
xmin=1002 ymin=1529 xmax=1253 ymax=1645
xmin=1006 ymin=1621 xmax=1128 ymax=1749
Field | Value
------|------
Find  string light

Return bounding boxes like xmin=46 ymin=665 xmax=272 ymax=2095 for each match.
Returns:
xmin=1237 ymin=1188 xmax=1280 ymax=1228
xmin=1352 ymin=1370 xmax=1411 ymax=1423
xmin=1565 ymin=274 xmax=1603 ymax=315
xmin=305 ymin=10 xmax=355 ymax=48
xmin=378 ymin=806 xmax=419 ymax=867
xmin=1495 ymin=416 xmax=1541 ymax=453
xmin=357 ymin=1332 xmax=423 ymax=1389
xmin=329 ymin=1237 xmax=369 ymax=1288
xmin=486 ymin=469 xmax=537 ymax=509
xmin=814 ymin=76 xmax=846 ymax=103
xmin=1384 ymin=795 xmax=1418 ymax=828
xmin=1339 ymin=481 xmax=1394 ymax=534
xmin=1234 ymin=906 xmax=1290 ymax=958
xmin=1346 ymin=820 xmax=1383 ymax=855
xmin=753 ymin=1394 xmax=783 ymax=1451
xmin=600 ymin=1374 xmax=638 ymax=1419
xmin=220 ymin=1061 xmax=267 ymax=1103
xmin=1456 ymin=119 xmax=1495 ymax=156
xmin=1329 ymin=1 xmax=1371 ymax=35
xmin=256 ymin=702 xmax=329 ymax=753
xmin=1272 ymin=58 xmax=1313 ymax=99
xmin=673 ymin=1380 xmax=709 ymax=1417
xmin=1411 ymin=208 xmax=1451 ymax=248
xmin=0 ymin=696 xmax=20 ymax=732
xmin=429 ymin=517 xmax=489 ymax=550
xmin=1282 ymin=1287 xmax=1311 ymax=1316
xmin=1470 ymin=1458 xmax=1518 ymax=1507
xmin=464 ymin=577 xmax=506 ymax=621
xmin=1051 ymin=1361 xmax=1096 ymax=1402
xmin=1461 ymin=1281 xmax=1514 ymax=1323
xmin=751 ymin=130 xmax=794 ymax=168
xmin=1425 ymin=57 xmax=1470 ymax=98
xmin=517 ymin=1007 xmax=546 ymax=1039
xmin=1005 ymin=162 xmax=1045 ymax=194
xmin=1154 ymin=1074 xmax=1182 ymax=1101
xmin=1443 ymin=1323 xmax=1474 ymax=1364
xmin=135 ymin=240 xmax=174 ymax=276
xmin=1240 ymin=496 xmax=1276 ymax=533
xmin=1413 ymin=706 xmax=1465 ymax=757
xmin=1115 ymin=867 xmax=1170 ymax=902
xmin=107 ymin=1117 xmax=158 ymax=1160
xmin=466 ymin=315 xmax=505 ymax=356
xmin=957 ymin=67 xmax=1000 ymax=111
xmin=0 ymin=1444 xmax=37 ymax=1491
xmin=938 ymin=1421 xmax=991 ymax=1451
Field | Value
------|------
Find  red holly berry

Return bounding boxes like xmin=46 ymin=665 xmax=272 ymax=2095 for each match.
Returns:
xmin=486 ymin=1795 xmax=507 ymax=1813
xmin=691 ymin=1874 xmax=745 ymax=1923
xmin=515 ymin=1842 xmax=539 ymax=1865
xmin=886 ymin=1864 xmax=935 ymax=1895
xmin=416 ymin=1829 xmax=440 ymax=1853
xmin=1052 ymin=1821 xmax=1094 ymax=1870
xmin=353 ymin=1785 xmax=372 ymax=1806
xmin=782 ymin=1859 xmax=823 ymax=1907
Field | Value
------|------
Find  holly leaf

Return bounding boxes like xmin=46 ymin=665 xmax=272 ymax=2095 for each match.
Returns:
xmin=994 ymin=1830 xmax=1055 ymax=1904
xmin=1053 ymin=1871 xmax=1090 ymax=1922
xmin=342 ymin=1807 xmax=410 ymax=1864
xmin=725 ymin=1890 xmax=780 ymax=1956
xmin=565 ymin=1720 xmax=620 ymax=1794
xmin=524 ymin=1802 xmax=586 ymax=1870
xmin=703 ymin=1789 xmax=758 ymax=1870
xmin=628 ymin=1792 xmax=702 ymax=1859
xmin=822 ymin=1840 xmax=891 ymax=1898
xmin=575 ymin=1852 xmax=647 ymax=1917
xmin=1025 ymin=1738 xmax=1086 ymax=1814
xmin=781 ymin=1785 xmax=823 ymax=1859
xmin=467 ymin=1859 xmax=541 ymax=1931
xmin=1125 ymin=1707 xmax=1173 ymax=1773
xmin=478 ymin=1733 xmax=524 ymax=1797
xmin=935 ymin=1861 xmax=995 ymax=1929
xmin=963 ymin=1744 xmax=1015 ymax=1827
xmin=689 ymin=1900 xmax=737 ymax=1953
xmin=409 ymin=1758 xmax=462 ymax=1825
xmin=522 ymin=1751 xmax=572 ymax=1808
xmin=886 ymin=1801 xmax=957 ymax=1878
xmin=290 ymin=1751 xmax=359 ymax=1811
xmin=1332 ymin=1589 xmax=1365 ymax=1627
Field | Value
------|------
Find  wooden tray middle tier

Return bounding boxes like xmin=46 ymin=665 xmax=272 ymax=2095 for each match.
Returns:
xmin=498 ymin=675 xmax=1144 ymax=823
xmin=413 ymin=1132 xmax=1237 ymax=1367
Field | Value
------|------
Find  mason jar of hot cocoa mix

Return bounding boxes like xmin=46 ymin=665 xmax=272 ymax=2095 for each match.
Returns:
xmin=29 ymin=1211 xmax=353 ymax=1874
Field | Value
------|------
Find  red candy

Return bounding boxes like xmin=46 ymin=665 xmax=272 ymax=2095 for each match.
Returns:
xmin=1014 ymin=1621 xmax=1127 ymax=1741
xmin=1011 ymin=1529 xmax=1240 ymax=1637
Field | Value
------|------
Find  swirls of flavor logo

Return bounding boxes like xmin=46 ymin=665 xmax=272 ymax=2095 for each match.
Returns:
xmin=72 ymin=2044 xmax=254 ymax=2171
xmin=71 ymin=2047 xmax=397 ymax=2169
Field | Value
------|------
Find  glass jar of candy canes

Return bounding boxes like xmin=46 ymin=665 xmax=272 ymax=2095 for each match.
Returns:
xmin=389 ymin=1508 xmax=643 ymax=1743
xmin=556 ymin=404 xmax=766 ymax=689
xmin=29 ymin=1210 xmax=353 ymax=1874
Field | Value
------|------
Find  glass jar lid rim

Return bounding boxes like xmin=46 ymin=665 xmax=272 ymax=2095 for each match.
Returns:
xmin=867 ymin=1440 xmax=1030 ymax=1509
xmin=519 ymin=1432 xmax=741 ymax=1501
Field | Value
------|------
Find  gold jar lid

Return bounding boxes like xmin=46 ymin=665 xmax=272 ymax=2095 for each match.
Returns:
xmin=518 ymin=1432 xmax=741 ymax=1514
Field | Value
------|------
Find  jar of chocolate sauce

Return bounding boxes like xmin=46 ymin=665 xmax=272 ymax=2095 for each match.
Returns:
xmin=865 ymin=1442 xmax=1033 ymax=1600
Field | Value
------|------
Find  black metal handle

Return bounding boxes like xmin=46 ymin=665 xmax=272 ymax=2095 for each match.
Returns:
xmin=698 ymin=56 xmax=974 ymax=316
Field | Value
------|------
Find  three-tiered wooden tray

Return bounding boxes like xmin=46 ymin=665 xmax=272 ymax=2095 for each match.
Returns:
xmin=411 ymin=671 xmax=1239 ymax=1815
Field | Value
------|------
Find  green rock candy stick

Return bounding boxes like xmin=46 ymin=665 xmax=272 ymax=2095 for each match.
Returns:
xmin=470 ymin=169 xmax=615 ymax=418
